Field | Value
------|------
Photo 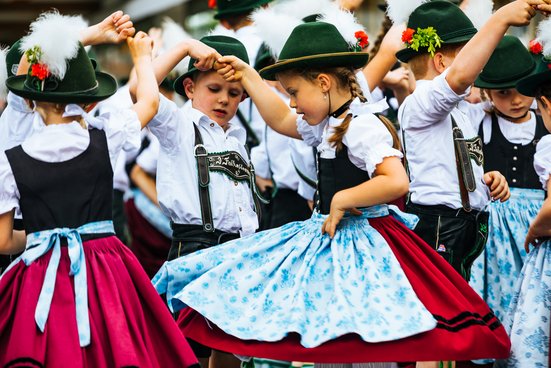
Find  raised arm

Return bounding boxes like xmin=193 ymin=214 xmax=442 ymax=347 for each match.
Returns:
xmin=126 ymin=32 xmax=159 ymax=128
xmin=79 ymin=11 xmax=135 ymax=46
xmin=447 ymin=0 xmax=541 ymax=94
xmin=217 ymin=55 xmax=300 ymax=139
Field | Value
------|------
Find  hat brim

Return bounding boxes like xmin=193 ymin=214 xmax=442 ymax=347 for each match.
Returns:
xmin=214 ymin=0 xmax=272 ymax=19
xmin=6 ymin=72 xmax=117 ymax=103
xmin=516 ymin=70 xmax=551 ymax=97
xmin=259 ymin=52 xmax=369 ymax=81
xmin=396 ymin=33 xmax=475 ymax=63
xmin=475 ymin=67 xmax=537 ymax=90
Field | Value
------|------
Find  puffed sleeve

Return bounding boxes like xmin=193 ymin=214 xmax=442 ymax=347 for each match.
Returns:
xmin=296 ymin=117 xmax=325 ymax=147
xmin=534 ymin=135 xmax=551 ymax=190
xmin=0 ymin=152 xmax=20 ymax=215
xmin=344 ymin=114 xmax=403 ymax=177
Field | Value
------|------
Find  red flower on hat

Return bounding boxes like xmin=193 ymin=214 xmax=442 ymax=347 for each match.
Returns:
xmin=208 ymin=0 xmax=216 ymax=9
xmin=30 ymin=63 xmax=50 ymax=81
xmin=529 ymin=39 xmax=543 ymax=55
xmin=355 ymin=30 xmax=369 ymax=49
xmin=402 ymin=28 xmax=415 ymax=44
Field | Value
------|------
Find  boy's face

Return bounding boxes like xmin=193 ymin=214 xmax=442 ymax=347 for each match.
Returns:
xmin=488 ymin=88 xmax=534 ymax=121
xmin=278 ymin=73 xmax=327 ymax=126
xmin=185 ymin=71 xmax=245 ymax=128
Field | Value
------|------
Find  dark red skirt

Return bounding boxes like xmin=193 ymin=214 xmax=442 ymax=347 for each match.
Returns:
xmin=125 ymin=198 xmax=171 ymax=278
xmin=176 ymin=216 xmax=510 ymax=363
xmin=0 ymin=236 xmax=198 ymax=368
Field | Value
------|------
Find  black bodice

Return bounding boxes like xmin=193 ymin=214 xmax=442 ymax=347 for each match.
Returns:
xmin=316 ymin=145 xmax=371 ymax=215
xmin=5 ymin=129 xmax=114 ymax=234
xmin=480 ymin=112 xmax=549 ymax=189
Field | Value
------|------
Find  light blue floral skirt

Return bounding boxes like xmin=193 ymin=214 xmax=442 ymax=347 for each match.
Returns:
xmin=153 ymin=205 xmax=438 ymax=348
xmin=469 ymin=188 xmax=545 ymax=321
xmin=496 ymin=240 xmax=551 ymax=367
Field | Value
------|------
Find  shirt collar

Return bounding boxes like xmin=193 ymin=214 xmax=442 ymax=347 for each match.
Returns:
xmin=184 ymin=103 xmax=247 ymax=144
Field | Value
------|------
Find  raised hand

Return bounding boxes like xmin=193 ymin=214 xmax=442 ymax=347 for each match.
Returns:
xmin=215 ymin=55 xmax=251 ymax=82
xmin=184 ymin=39 xmax=221 ymax=72
xmin=495 ymin=0 xmax=543 ymax=27
xmin=81 ymin=11 xmax=135 ymax=46
xmin=127 ymin=31 xmax=154 ymax=62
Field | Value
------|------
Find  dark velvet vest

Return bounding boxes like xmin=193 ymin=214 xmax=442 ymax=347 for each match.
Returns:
xmin=5 ymin=129 xmax=114 ymax=234
xmin=316 ymin=145 xmax=371 ymax=215
xmin=480 ymin=112 xmax=548 ymax=189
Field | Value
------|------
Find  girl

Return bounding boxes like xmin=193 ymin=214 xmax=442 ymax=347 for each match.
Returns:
xmin=469 ymin=35 xmax=548 ymax=324
xmin=498 ymin=15 xmax=551 ymax=368
xmin=0 ymin=14 xmax=198 ymax=367
xmin=153 ymin=21 xmax=510 ymax=364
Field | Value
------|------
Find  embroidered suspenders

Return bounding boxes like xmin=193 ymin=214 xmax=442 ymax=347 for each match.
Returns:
xmin=193 ymin=123 xmax=269 ymax=233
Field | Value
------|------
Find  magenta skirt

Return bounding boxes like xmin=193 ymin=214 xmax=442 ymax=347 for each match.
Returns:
xmin=0 ymin=236 xmax=198 ymax=368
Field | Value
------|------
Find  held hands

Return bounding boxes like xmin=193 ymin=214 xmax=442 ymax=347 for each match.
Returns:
xmin=483 ymin=171 xmax=511 ymax=202
xmin=127 ymin=31 xmax=154 ymax=62
xmin=83 ymin=11 xmax=135 ymax=45
xmin=215 ymin=55 xmax=252 ymax=82
xmin=496 ymin=0 xmax=543 ymax=27
xmin=185 ymin=39 xmax=222 ymax=72
xmin=536 ymin=0 xmax=551 ymax=15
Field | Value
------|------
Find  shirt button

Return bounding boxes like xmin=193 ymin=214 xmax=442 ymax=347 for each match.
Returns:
xmin=210 ymin=123 xmax=215 ymax=127
xmin=512 ymin=167 xmax=517 ymax=171
xmin=512 ymin=179 xmax=517 ymax=183
xmin=513 ymin=146 xmax=518 ymax=150
xmin=234 ymin=181 xmax=238 ymax=186
xmin=513 ymin=156 xmax=518 ymax=161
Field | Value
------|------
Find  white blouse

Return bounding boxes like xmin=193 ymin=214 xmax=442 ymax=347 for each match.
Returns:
xmin=534 ymin=134 xmax=551 ymax=190
xmin=0 ymin=106 xmax=141 ymax=215
xmin=297 ymin=97 xmax=401 ymax=178
xmin=0 ymin=92 xmax=44 ymax=152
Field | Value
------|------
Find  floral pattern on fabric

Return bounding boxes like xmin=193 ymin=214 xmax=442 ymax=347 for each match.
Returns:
xmin=153 ymin=206 xmax=437 ymax=348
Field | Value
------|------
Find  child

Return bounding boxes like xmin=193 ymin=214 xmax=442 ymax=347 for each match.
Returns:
xmin=498 ymin=14 xmax=551 ymax=368
xmin=0 ymin=14 xmax=198 ymax=367
xmin=128 ymin=34 xmax=265 ymax=368
xmin=396 ymin=0 xmax=539 ymax=280
xmin=153 ymin=21 xmax=510 ymax=364
xmin=468 ymin=35 xmax=548 ymax=324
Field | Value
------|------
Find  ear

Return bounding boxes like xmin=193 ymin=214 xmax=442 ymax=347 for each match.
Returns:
xmin=540 ymin=96 xmax=551 ymax=113
xmin=317 ymin=73 xmax=332 ymax=93
xmin=183 ymin=77 xmax=195 ymax=100
xmin=432 ymin=53 xmax=447 ymax=74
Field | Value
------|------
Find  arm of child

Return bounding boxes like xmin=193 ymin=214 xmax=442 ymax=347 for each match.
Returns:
xmin=127 ymin=32 xmax=159 ymax=128
xmin=130 ymin=164 xmax=160 ymax=206
xmin=361 ymin=23 xmax=405 ymax=93
xmin=217 ymin=55 xmax=301 ymax=139
xmin=322 ymin=156 xmax=409 ymax=238
xmin=0 ymin=210 xmax=26 ymax=255
xmin=483 ymin=171 xmax=511 ymax=202
xmin=446 ymin=0 xmax=541 ymax=94
xmin=79 ymin=11 xmax=135 ymax=46
xmin=525 ymin=177 xmax=551 ymax=252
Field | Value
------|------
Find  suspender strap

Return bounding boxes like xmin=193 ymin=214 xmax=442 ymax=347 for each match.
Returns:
xmin=451 ymin=116 xmax=476 ymax=212
xmin=193 ymin=123 xmax=215 ymax=233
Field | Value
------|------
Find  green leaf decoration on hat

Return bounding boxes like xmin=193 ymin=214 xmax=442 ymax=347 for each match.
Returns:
xmin=402 ymin=27 xmax=443 ymax=57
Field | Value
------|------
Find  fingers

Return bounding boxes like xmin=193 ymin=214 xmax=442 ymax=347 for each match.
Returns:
xmin=115 ymin=13 xmax=131 ymax=27
xmin=524 ymin=237 xmax=532 ymax=253
xmin=110 ymin=10 xmax=123 ymax=23
xmin=349 ymin=208 xmax=363 ymax=216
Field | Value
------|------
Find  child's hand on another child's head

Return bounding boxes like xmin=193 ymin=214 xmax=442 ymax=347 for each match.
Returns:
xmin=215 ymin=55 xmax=250 ymax=82
xmin=483 ymin=171 xmax=511 ymax=202
xmin=127 ymin=31 xmax=154 ymax=61
xmin=185 ymin=40 xmax=221 ymax=72
xmin=496 ymin=0 xmax=542 ymax=27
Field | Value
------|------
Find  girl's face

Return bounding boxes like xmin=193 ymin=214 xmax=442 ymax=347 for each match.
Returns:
xmin=184 ymin=71 xmax=245 ymax=129
xmin=487 ymin=88 xmax=534 ymax=122
xmin=537 ymin=96 xmax=551 ymax=132
xmin=277 ymin=73 xmax=328 ymax=126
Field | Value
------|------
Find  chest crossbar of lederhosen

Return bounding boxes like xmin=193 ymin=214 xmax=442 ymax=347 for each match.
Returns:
xmin=192 ymin=123 xmax=269 ymax=233
xmin=399 ymin=108 xmax=484 ymax=211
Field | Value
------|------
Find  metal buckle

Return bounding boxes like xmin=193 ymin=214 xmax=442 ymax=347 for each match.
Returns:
xmin=194 ymin=144 xmax=208 ymax=157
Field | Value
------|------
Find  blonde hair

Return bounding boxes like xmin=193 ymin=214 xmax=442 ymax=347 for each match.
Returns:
xmin=291 ymin=66 xmax=367 ymax=152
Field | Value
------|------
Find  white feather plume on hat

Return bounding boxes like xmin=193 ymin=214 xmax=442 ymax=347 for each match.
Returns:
xmin=0 ymin=46 xmax=8 ymax=99
xmin=251 ymin=6 xmax=302 ymax=59
xmin=537 ymin=17 xmax=551 ymax=59
xmin=462 ymin=0 xmax=493 ymax=30
xmin=162 ymin=17 xmax=192 ymax=75
xmin=385 ymin=0 xmax=429 ymax=25
xmin=318 ymin=2 xmax=366 ymax=47
xmin=19 ymin=11 xmax=88 ymax=80
xmin=276 ymin=0 xmax=332 ymax=21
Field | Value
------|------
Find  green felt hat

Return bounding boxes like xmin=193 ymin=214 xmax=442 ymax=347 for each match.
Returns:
xmin=259 ymin=21 xmax=369 ymax=81
xmin=6 ymin=39 xmax=23 ymax=77
xmin=396 ymin=0 xmax=477 ymax=63
xmin=475 ymin=36 xmax=536 ymax=90
xmin=516 ymin=54 xmax=551 ymax=97
xmin=6 ymin=43 xmax=117 ymax=103
xmin=214 ymin=0 xmax=273 ymax=20
xmin=173 ymin=35 xmax=249 ymax=96
xmin=254 ymin=42 xmax=276 ymax=71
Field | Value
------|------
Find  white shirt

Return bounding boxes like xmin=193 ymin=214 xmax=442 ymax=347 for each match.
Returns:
xmin=297 ymin=98 xmax=401 ymax=177
xmin=289 ymin=138 xmax=317 ymax=201
xmin=534 ymin=134 xmax=551 ymax=190
xmin=398 ymin=69 xmax=490 ymax=210
xmin=0 ymin=92 xmax=44 ymax=152
xmin=136 ymin=134 xmax=160 ymax=176
xmin=147 ymin=95 xmax=258 ymax=236
xmin=0 ymin=109 xmax=141 ymax=215
xmin=474 ymin=107 xmax=538 ymax=145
